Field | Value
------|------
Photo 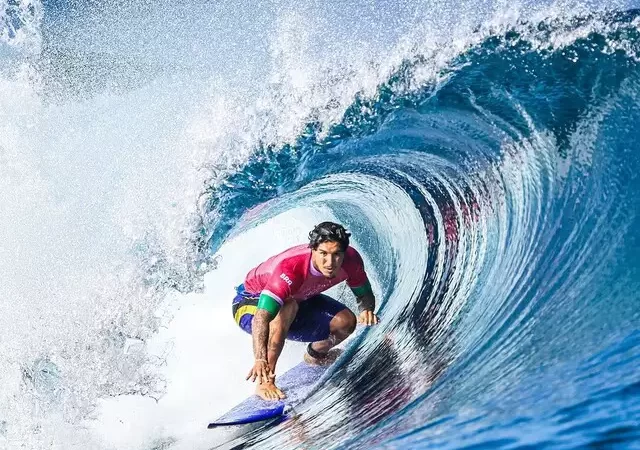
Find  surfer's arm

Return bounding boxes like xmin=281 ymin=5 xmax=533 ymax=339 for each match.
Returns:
xmin=351 ymin=280 xmax=379 ymax=325
xmin=356 ymin=292 xmax=376 ymax=313
xmin=351 ymin=280 xmax=375 ymax=312
xmin=252 ymin=292 xmax=281 ymax=359
xmin=246 ymin=307 xmax=275 ymax=385
xmin=354 ymin=291 xmax=378 ymax=326
xmin=249 ymin=295 xmax=297 ymax=386
xmin=250 ymin=262 xmax=302 ymax=369
xmin=246 ymin=292 xmax=281 ymax=384
xmin=345 ymin=248 xmax=377 ymax=317
xmin=266 ymin=298 xmax=298 ymax=374
xmin=252 ymin=308 xmax=274 ymax=361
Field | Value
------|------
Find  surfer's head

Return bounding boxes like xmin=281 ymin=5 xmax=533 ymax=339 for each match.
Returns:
xmin=309 ymin=222 xmax=351 ymax=278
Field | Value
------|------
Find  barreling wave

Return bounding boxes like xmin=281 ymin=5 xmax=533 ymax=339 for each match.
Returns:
xmin=3 ymin=1 xmax=640 ymax=448
xmin=203 ymin=9 xmax=640 ymax=449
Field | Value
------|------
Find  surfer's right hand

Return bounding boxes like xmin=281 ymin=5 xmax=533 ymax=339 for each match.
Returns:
xmin=358 ymin=309 xmax=379 ymax=326
xmin=246 ymin=359 xmax=275 ymax=384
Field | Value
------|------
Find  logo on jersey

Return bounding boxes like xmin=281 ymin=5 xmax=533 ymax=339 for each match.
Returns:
xmin=280 ymin=273 xmax=293 ymax=286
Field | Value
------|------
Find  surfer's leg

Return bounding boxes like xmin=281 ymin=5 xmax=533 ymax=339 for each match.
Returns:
xmin=285 ymin=294 xmax=356 ymax=363
xmin=309 ymin=307 xmax=356 ymax=355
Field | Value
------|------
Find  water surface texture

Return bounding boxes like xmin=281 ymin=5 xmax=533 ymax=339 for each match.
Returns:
xmin=1 ymin=1 xmax=639 ymax=449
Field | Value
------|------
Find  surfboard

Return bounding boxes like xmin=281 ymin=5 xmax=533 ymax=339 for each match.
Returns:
xmin=207 ymin=361 xmax=329 ymax=428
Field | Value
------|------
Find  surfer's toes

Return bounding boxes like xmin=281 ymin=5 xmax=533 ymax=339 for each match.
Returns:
xmin=256 ymin=382 xmax=286 ymax=401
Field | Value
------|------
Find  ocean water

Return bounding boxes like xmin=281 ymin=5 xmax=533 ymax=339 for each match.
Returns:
xmin=1 ymin=1 xmax=639 ymax=449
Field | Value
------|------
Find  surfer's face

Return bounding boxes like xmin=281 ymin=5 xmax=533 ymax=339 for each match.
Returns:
xmin=312 ymin=241 xmax=345 ymax=278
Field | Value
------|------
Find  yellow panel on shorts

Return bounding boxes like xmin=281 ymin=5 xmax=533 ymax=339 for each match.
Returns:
xmin=234 ymin=305 xmax=257 ymax=324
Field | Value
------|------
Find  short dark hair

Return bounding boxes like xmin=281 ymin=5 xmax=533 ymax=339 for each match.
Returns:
xmin=308 ymin=222 xmax=351 ymax=251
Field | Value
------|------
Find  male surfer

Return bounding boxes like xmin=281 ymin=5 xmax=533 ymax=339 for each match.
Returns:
xmin=231 ymin=221 xmax=379 ymax=401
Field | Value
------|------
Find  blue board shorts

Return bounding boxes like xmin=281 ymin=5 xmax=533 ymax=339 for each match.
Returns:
xmin=231 ymin=284 xmax=348 ymax=342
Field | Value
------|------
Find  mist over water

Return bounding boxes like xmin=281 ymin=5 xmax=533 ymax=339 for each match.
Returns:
xmin=2 ymin=0 xmax=640 ymax=449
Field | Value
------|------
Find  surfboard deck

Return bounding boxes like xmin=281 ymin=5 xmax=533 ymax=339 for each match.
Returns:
xmin=207 ymin=361 xmax=329 ymax=428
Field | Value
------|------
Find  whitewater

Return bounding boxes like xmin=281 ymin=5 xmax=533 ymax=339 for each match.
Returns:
xmin=1 ymin=0 xmax=639 ymax=449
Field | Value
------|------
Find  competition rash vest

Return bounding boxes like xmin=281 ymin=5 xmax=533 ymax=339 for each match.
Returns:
xmin=243 ymin=244 xmax=371 ymax=305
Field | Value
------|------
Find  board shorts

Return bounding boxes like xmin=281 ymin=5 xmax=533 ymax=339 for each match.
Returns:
xmin=231 ymin=284 xmax=348 ymax=342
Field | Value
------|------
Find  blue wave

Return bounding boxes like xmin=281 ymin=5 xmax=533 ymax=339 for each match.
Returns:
xmin=204 ymin=10 xmax=640 ymax=450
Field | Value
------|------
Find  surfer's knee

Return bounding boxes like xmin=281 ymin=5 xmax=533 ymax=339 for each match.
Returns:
xmin=330 ymin=308 xmax=357 ymax=338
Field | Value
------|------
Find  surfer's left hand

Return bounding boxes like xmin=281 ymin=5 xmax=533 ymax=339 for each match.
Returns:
xmin=358 ymin=310 xmax=379 ymax=326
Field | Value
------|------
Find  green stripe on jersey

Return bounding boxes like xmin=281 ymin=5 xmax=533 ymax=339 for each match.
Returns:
xmin=257 ymin=293 xmax=281 ymax=317
xmin=350 ymin=280 xmax=373 ymax=297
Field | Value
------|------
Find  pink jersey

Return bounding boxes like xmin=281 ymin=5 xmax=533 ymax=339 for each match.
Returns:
xmin=243 ymin=244 xmax=369 ymax=305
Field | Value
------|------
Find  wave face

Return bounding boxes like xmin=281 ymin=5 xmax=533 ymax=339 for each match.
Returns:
xmin=3 ymin=1 xmax=640 ymax=449
xmin=204 ymin=10 xmax=640 ymax=450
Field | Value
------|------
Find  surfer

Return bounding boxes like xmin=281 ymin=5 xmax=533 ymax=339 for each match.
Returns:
xmin=231 ymin=221 xmax=379 ymax=400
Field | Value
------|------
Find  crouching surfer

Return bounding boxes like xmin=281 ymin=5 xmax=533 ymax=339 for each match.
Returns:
xmin=231 ymin=221 xmax=379 ymax=400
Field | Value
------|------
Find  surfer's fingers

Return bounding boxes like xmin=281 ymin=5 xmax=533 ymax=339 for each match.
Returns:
xmin=359 ymin=310 xmax=376 ymax=326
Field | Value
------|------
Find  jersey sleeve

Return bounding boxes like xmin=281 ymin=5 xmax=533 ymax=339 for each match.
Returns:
xmin=345 ymin=247 xmax=370 ymax=290
xmin=261 ymin=259 xmax=304 ymax=304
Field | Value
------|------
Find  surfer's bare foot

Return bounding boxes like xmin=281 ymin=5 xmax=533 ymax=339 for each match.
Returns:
xmin=304 ymin=347 xmax=343 ymax=366
xmin=256 ymin=381 xmax=285 ymax=401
